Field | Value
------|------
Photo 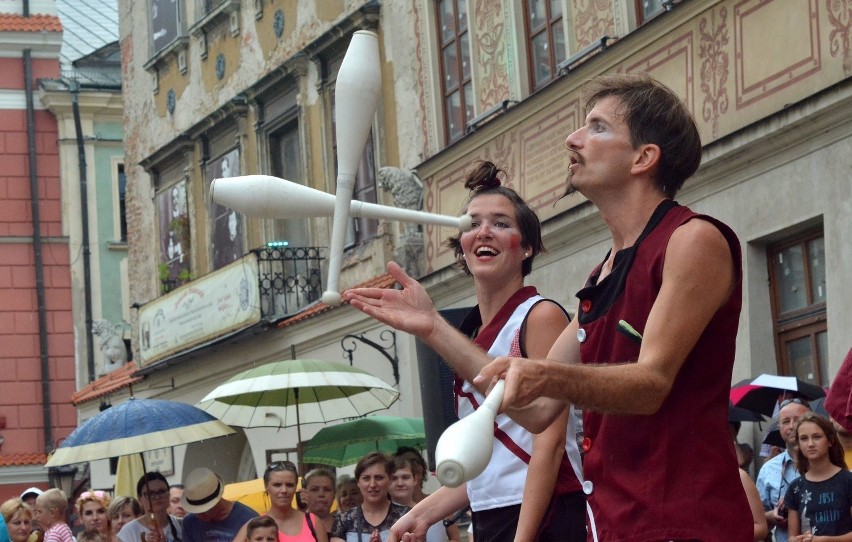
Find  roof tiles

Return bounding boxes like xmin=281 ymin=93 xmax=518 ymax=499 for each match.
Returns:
xmin=0 ymin=13 xmax=62 ymax=32
xmin=277 ymin=274 xmax=396 ymax=329
xmin=0 ymin=452 xmax=48 ymax=466
xmin=71 ymin=362 xmax=143 ymax=405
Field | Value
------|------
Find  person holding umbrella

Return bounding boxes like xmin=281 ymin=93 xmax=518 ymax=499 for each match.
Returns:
xmin=117 ymin=474 xmax=183 ymax=542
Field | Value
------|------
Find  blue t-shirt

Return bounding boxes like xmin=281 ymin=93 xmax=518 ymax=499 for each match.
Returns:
xmin=0 ymin=514 xmax=11 ymax=542
xmin=182 ymin=501 xmax=258 ymax=542
xmin=785 ymin=469 xmax=852 ymax=536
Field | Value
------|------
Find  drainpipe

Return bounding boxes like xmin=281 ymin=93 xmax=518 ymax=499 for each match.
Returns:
xmin=70 ymin=80 xmax=97 ymax=382
xmin=24 ymin=47 xmax=53 ymax=451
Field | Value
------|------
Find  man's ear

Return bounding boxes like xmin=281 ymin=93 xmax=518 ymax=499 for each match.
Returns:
xmin=631 ymin=143 xmax=661 ymax=176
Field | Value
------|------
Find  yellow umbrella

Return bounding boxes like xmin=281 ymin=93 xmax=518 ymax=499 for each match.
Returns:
xmin=222 ymin=478 xmax=270 ymax=514
xmin=222 ymin=476 xmax=332 ymax=514
xmin=114 ymin=453 xmax=145 ymax=497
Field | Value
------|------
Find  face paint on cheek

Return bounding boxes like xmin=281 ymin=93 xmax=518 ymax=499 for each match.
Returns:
xmin=508 ymin=233 xmax=522 ymax=249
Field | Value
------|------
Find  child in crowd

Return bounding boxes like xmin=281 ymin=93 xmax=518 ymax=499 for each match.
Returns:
xmin=35 ymin=490 xmax=73 ymax=542
xmin=245 ymin=516 xmax=278 ymax=542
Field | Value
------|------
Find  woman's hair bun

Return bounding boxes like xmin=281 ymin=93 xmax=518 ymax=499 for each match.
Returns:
xmin=464 ymin=160 xmax=503 ymax=192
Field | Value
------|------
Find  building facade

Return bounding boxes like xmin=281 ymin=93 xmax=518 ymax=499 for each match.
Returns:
xmin=0 ymin=0 xmax=76 ymax=497
xmin=112 ymin=0 xmax=852 ymax=487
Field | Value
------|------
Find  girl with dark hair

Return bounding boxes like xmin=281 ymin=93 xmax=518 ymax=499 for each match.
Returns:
xmin=785 ymin=413 xmax=852 ymax=540
xmin=330 ymin=453 xmax=408 ymax=542
xmin=348 ymin=161 xmax=585 ymax=542
xmin=117 ymin=474 xmax=182 ymax=542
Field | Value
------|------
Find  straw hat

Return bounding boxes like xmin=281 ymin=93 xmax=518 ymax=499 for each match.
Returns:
xmin=180 ymin=468 xmax=224 ymax=514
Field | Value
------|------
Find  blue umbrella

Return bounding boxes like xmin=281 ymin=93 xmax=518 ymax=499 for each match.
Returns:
xmin=45 ymin=397 xmax=235 ymax=467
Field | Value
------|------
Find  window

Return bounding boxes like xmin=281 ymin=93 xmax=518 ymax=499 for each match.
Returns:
xmin=269 ymin=117 xmax=310 ymax=248
xmin=117 ymin=163 xmax=127 ymax=242
xmin=768 ymin=229 xmax=828 ymax=385
xmin=436 ymin=0 xmax=473 ymax=142
xmin=525 ymin=0 xmax=566 ymax=91
xmin=156 ymin=180 xmax=192 ymax=289
xmin=151 ymin=0 xmax=182 ymax=54
xmin=206 ymin=148 xmax=244 ymax=269
xmin=636 ymin=0 xmax=666 ymax=25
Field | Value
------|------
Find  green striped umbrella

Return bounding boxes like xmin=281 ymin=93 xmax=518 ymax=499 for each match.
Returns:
xmin=197 ymin=359 xmax=400 ymax=468
xmin=302 ymin=415 xmax=425 ymax=467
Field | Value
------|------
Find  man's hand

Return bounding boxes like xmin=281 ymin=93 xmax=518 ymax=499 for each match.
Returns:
xmin=771 ymin=496 xmax=788 ymax=529
xmin=387 ymin=511 xmax=430 ymax=542
xmin=474 ymin=356 xmax=552 ymax=411
xmin=343 ymin=262 xmax=440 ymax=339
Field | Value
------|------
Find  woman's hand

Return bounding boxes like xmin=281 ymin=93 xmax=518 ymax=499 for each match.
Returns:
xmin=343 ymin=262 xmax=440 ymax=339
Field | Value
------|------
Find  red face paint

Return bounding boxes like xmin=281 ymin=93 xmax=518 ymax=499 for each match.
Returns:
xmin=508 ymin=232 xmax=522 ymax=249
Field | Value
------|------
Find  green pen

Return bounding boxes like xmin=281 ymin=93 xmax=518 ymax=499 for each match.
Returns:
xmin=617 ymin=319 xmax=643 ymax=345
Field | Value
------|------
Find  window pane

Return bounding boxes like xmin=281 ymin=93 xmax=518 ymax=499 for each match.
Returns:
xmin=446 ymin=92 xmax=463 ymax=140
xmin=464 ymin=82 xmax=474 ymax=123
xmin=443 ymin=43 xmax=459 ymax=92
xmin=550 ymin=0 xmax=562 ymax=17
xmin=528 ymin=0 xmax=546 ymax=31
xmin=643 ymin=0 xmax=665 ymax=21
xmin=460 ymin=32 xmax=471 ymax=81
xmin=118 ymin=164 xmax=127 ymax=242
xmin=552 ymin=21 xmax=566 ymax=66
xmin=457 ymin=0 xmax=467 ymax=32
xmin=808 ymin=236 xmax=826 ymax=304
xmin=275 ymin=124 xmax=309 ymax=248
xmin=817 ymin=331 xmax=829 ymax=386
xmin=786 ymin=336 xmax=816 ymax=384
xmin=439 ymin=0 xmax=455 ymax=43
xmin=774 ymin=244 xmax=806 ymax=313
xmin=531 ymin=32 xmax=551 ymax=88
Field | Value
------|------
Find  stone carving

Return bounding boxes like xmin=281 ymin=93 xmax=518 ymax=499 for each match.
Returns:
xmin=91 ymin=319 xmax=128 ymax=376
xmin=378 ymin=166 xmax=425 ymax=278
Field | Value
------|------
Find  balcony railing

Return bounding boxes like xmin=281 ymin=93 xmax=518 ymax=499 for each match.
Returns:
xmin=254 ymin=246 xmax=325 ymax=318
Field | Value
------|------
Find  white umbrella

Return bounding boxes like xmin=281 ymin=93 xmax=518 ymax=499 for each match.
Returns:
xmin=197 ymin=359 xmax=400 ymax=468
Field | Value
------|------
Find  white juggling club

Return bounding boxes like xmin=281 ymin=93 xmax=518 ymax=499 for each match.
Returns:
xmin=434 ymin=380 xmax=505 ymax=488
xmin=210 ymin=175 xmax=472 ymax=231
xmin=324 ymin=30 xmax=382 ymax=307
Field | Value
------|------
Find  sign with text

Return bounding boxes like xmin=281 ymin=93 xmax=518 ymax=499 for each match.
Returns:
xmin=138 ymin=254 xmax=261 ymax=366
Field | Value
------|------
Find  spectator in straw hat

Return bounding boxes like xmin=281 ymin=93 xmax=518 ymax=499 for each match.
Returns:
xmin=181 ymin=468 xmax=257 ymax=542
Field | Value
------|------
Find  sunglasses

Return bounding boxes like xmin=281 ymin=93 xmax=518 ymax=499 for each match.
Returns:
xmin=779 ymin=397 xmax=811 ymax=410
xmin=265 ymin=460 xmax=298 ymax=473
xmin=80 ymin=490 xmax=107 ymax=500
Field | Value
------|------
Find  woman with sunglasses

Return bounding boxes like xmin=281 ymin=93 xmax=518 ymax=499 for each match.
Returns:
xmin=330 ymin=453 xmax=407 ymax=542
xmin=346 ymin=161 xmax=585 ymax=542
xmin=117 ymin=473 xmax=183 ymax=542
xmin=77 ymin=491 xmax=111 ymax=542
xmin=235 ymin=461 xmax=328 ymax=542
xmin=785 ymin=413 xmax=852 ymax=541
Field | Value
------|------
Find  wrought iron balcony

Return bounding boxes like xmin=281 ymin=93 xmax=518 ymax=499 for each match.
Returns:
xmin=254 ymin=246 xmax=325 ymax=319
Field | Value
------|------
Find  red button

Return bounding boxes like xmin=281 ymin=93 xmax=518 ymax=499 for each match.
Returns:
xmin=582 ymin=437 xmax=592 ymax=452
xmin=581 ymin=299 xmax=592 ymax=312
